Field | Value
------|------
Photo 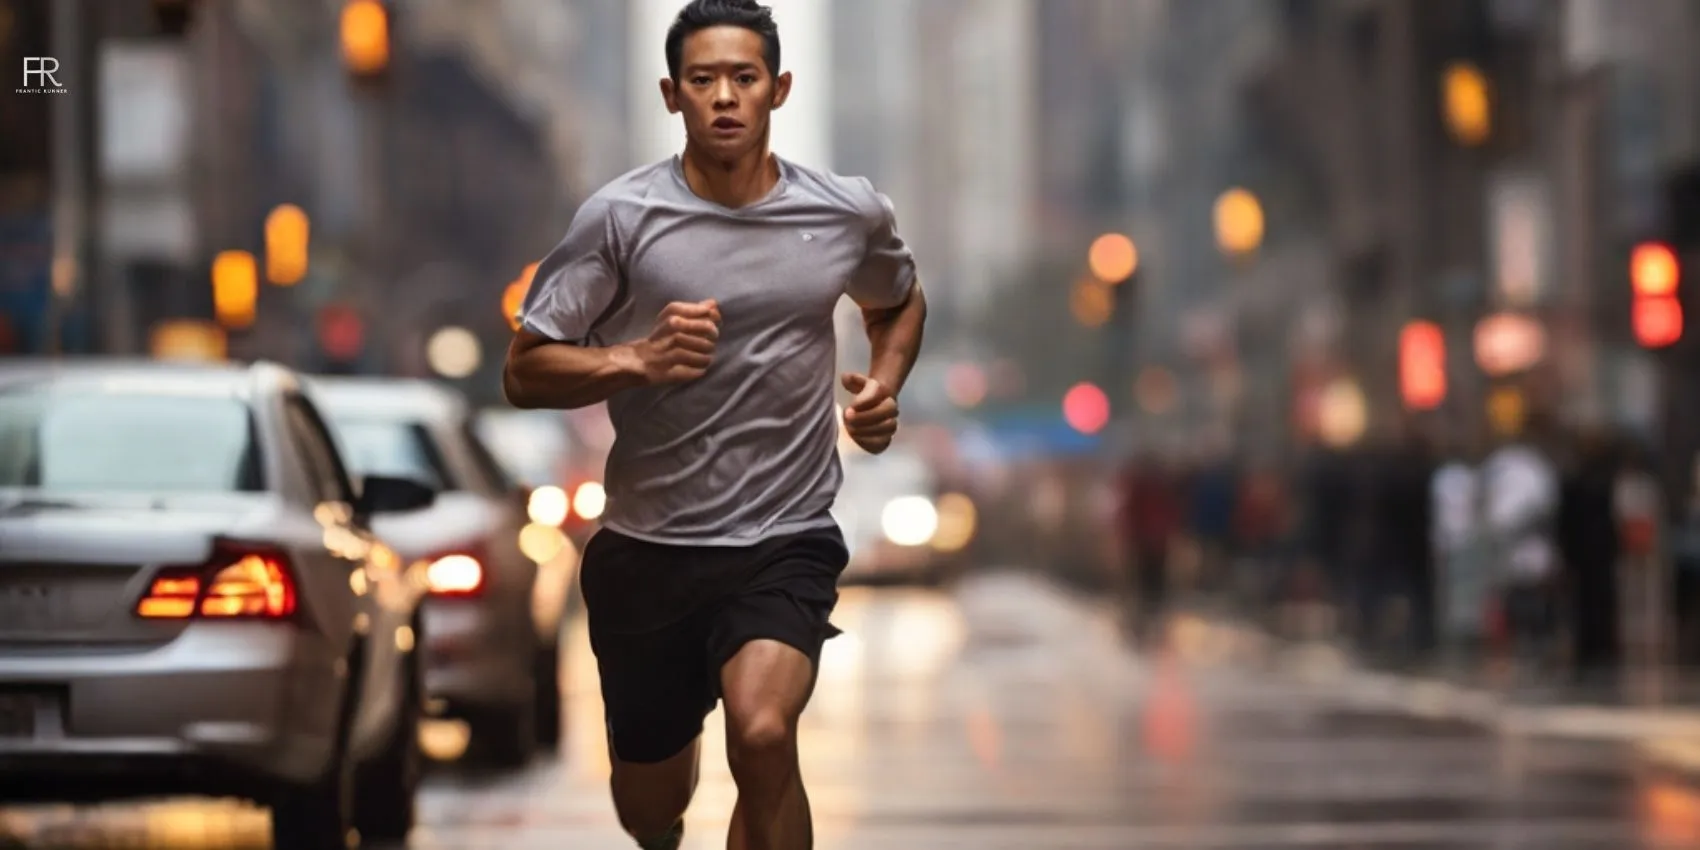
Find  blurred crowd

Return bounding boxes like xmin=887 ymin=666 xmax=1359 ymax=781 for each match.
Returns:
xmin=1104 ymin=425 xmax=1700 ymax=679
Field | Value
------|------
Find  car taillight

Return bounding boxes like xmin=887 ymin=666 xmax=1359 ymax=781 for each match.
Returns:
xmin=425 ymin=547 xmax=487 ymax=597
xmin=137 ymin=543 xmax=298 ymax=620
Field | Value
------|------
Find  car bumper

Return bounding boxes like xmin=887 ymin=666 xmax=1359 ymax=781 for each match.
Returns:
xmin=420 ymin=600 xmax=532 ymax=712
xmin=0 ymin=622 xmax=339 ymax=799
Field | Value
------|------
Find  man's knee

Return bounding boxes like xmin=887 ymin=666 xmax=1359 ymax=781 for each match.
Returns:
xmin=727 ymin=707 xmax=795 ymax=763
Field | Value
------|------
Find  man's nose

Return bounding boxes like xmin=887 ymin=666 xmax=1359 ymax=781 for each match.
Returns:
xmin=713 ymin=79 xmax=737 ymax=107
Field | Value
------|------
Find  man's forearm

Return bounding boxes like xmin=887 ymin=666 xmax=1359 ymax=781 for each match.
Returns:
xmin=503 ymin=338 xmax=649 ymax=410
xmin=863 ymin=284 xmax=927 ymax=395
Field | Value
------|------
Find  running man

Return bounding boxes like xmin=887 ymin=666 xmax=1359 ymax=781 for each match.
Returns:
xmin=501 ymin=2 xmax=926 ymax=848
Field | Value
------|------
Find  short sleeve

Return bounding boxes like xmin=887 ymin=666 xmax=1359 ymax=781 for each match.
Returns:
xmin=516 ymin=194 xmax=624 ymax=344
xmin=844 ymin=184 xmax=917 ymax=310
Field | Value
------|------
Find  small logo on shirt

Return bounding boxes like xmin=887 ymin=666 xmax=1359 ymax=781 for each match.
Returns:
xmin=800 ymin=232 xmax=815 ymax=242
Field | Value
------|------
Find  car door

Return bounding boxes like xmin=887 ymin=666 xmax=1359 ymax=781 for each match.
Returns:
xmin=282 ymin=391 xmax=406 ymax=752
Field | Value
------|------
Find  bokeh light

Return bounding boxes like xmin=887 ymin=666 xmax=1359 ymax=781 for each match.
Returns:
xmin=1213 ymin=188 xmax=1265 ymax=256
xmin=518 ymin=522 xmax=568 ymax=564
xmin=882 ymin=495 xmax=939 ymax=547
xmin=1442 ymin=62 xmax=1491 ymax=146
xmin=1063 ymin=382 xmax=1111 ymax=435
xmin=1087 ymin=233 xmax=1139 ymax=284
xmin=527 ymin=485 xmax=569 ymax=526
xmin=945 ymin=362 xmax=988 ymax=408
xmin=931 ymin=493 xmax=977 ymax=553
xmin=571 ymin=481 xmax=607 ymax=521
xmin=426 ymin=326 xmax=482 ymax=379
xmin=1071 ymin=279 xmax=1114 ymax=328
xmin=1317 ymin=378 xmax=1367 ymax=448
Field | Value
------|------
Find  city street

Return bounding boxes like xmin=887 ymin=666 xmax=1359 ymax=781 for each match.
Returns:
xmin=3 ymin=571 xmax=1698 ymax=849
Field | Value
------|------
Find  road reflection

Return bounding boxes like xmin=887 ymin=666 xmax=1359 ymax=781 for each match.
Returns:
xmin=4 ymin=576 xmax=1700 ymax=849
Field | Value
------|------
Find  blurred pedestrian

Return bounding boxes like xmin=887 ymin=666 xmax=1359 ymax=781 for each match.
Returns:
xmin=1481 ymin=434 xmax=1561 ymax=668
xmin=1118 ymin=452 xmax=1184 ymax=643
xmin=1557 ymin=431 xmax=1621 ymax=676
xmin=504 ymin=2 xmax=928 ymax=847
xmin=1431 ymin=440 xmax=1487 ymax=658
xmin=1372 ymin=430 xmax=1437 ymax=662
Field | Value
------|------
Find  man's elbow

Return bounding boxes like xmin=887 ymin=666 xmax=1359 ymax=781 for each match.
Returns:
xmin=501 ymin=362 xmax=540 ymax=410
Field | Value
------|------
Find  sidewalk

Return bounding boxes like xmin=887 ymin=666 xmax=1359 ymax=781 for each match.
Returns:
xmin=1176 ymin=605 xmax=1700 ymax=781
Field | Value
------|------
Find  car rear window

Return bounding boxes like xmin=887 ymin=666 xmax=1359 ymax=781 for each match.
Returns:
xmin=331 ymin=419 xmax=458 ymax=492
xmin=0 ymin=386 xmax=263 ymax=492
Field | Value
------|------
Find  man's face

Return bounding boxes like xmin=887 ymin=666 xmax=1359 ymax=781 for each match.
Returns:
xmin=662 ymin=26 xmax=790 ymax=160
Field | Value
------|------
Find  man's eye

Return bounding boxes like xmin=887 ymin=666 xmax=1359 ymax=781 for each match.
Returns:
xmin=737 ymin=75 xmax=757 ymax=85
xmin=691 ymin=77 xmax=711 ymax=85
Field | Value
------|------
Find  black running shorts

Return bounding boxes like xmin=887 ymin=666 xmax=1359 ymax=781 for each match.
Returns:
xmin=578 ymin=524 xmax=849 ymax=764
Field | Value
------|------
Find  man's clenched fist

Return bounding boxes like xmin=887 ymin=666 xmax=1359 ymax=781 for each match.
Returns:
xmin=637 ymin=300 xmax=720 ymax=384
xmin=841 ymin=372 xmax=898 ymax=454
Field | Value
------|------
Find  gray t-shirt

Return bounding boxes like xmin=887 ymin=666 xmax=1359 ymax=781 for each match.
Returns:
xmin=517 ymin=155 xmax=917 ymax=546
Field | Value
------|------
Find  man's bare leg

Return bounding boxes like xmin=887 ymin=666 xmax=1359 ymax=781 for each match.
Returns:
xmin=611 ymin=735 xmax=702 ymax=848
xmin=720 ymin=639 xmax=817 ymax=850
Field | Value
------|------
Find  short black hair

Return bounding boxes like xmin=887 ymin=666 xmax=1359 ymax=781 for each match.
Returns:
xmin=665 ymin=0 xmax=781 ymax=82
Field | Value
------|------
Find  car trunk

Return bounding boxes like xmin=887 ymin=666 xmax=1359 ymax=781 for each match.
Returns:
xmin=0 ymin=493 xmax=268 ymax=648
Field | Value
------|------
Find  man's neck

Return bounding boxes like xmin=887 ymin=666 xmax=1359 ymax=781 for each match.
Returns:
xmin=680 ymin=140 xmax=779 ymax=209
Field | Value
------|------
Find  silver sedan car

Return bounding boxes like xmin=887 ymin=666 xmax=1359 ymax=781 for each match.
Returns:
xmin=312 ymin=377 xmax=565 ymax=767
xmin=0 ymin=360 xmax=433 ymax=850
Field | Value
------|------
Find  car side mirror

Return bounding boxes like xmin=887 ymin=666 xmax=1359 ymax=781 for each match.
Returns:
xmin=355 ymin=475 xmax=437 ymax=517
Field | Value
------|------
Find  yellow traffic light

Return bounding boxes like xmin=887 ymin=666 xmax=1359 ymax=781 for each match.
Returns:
xmin=1443 ymin=62 xmax=1491 ymax=146
xmin=265 ymin=204 xmax=310 ymax=286
xmin=1214 ymin=188 xmax=1265 ymax=256
xmin=341 ymin=0 xmax=390 ymax=76
xmin=1631 ymin=241 xmax=1680 ymax=297
xmin=212 ymin=250 xmax=258 ymax=329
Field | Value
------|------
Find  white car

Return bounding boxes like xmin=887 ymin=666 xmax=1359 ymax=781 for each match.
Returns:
xmin=0 ymin=360 xmax=432 ymax=849
xmin=835 ymin=444 xmax=949 ymax=585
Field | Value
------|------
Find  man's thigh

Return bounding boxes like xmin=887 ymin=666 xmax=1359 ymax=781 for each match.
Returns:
xmin=705 ymin=537 xmax=845 ymax=701
xmin=592 ymin=616 xmax=718 ymax=765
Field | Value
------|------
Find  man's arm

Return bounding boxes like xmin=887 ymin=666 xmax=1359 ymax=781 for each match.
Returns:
xmin=861 ymin=281 xmax=927 ymax=396
xmin=503 ymin=300 xmax=721 ymax=410
xmin=502 ymin=332 xmax=648 ymax=410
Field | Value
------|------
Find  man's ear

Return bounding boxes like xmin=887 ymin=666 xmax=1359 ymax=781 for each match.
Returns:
xmin=771 ymin=70 xmax=793 ymax=110
xmin=660 ymin=77 xmax=680 ymax=114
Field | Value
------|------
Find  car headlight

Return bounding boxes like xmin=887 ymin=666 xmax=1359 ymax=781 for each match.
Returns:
xmin=881 ymin=496 xmax=939 ymax=547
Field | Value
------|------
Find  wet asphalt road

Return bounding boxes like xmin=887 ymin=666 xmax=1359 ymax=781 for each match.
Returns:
xmin=3 ymin=571 xmax=1700 ymax=849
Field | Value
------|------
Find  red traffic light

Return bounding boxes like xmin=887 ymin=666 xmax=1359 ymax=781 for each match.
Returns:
xmin=1399 ymin=321 xmax=1446 ymax=410
xmin=1633 ymin=295 xmax=1683 ymax=349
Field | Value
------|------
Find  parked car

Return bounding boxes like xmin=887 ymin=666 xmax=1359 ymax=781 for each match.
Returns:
xmin=0 ymin=359 xmax=434 ymax=849
xmin=310 ymin=377 xmax=565 ymax=765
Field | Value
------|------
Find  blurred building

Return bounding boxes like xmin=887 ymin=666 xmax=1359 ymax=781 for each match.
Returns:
xmin=830 ymin=0 xmax=1033 ymax=347
xmin=1239 ymin=0 xmax=1700 ymax=479
xmin=0 ymin=0 xmax=57 ymax=356
xmin=2 ymin=0 xmax=582 ymax=406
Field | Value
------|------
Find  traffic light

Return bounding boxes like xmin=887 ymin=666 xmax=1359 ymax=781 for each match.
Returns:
xmin=264 ymin=204 xmax=310 ymax=286
xmin=341 ymin=0 xmax=392 ymax=80
xmin=1442 ymin=62 xmax=1491 ymax=147
xmin=1631 ymin=241 xmax=1683 ymax=348
xmin=1399 ymin=320 xmax=1446 ymax=410
xmin=212 ymin=251 xmax=258 ymax=330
